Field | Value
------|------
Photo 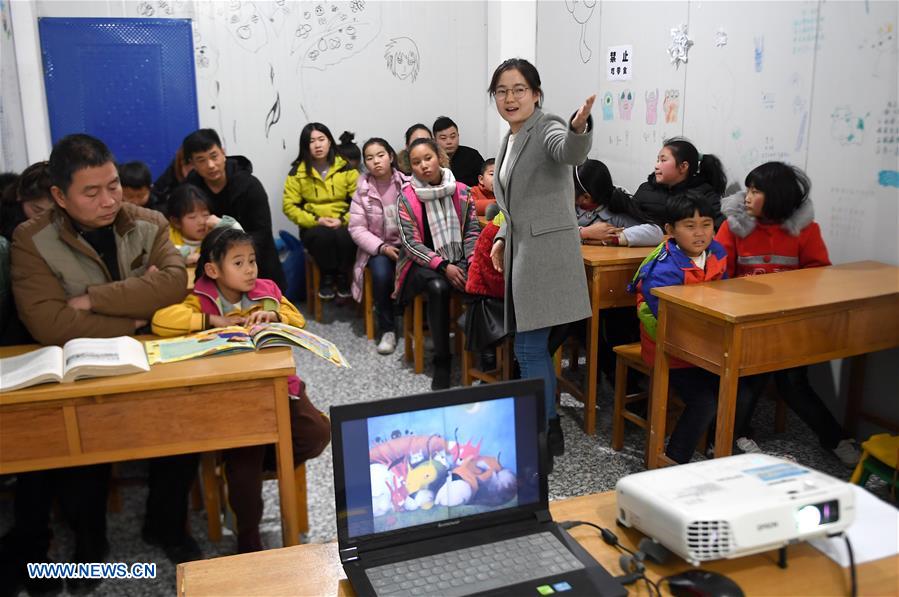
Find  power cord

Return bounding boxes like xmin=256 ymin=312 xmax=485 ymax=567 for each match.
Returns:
xmin=560 ymin=520 xmax=664 ymax=596
xmin=842 ymin=533 xmax=857 ymax=597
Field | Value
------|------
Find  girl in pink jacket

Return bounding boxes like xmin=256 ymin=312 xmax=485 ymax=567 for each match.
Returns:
xmin=348 ymin=138 xmax=408 ymax=354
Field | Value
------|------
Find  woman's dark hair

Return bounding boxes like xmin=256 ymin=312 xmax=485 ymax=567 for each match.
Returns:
xmin=291 ymin=122 xmax=337 ymax=174
xmin=336 ymin=131 xmax=361 ymax=164
xmin=362 ymin=137 xmax=398 ymax=170
xmin=575 ymin=159 xmax=650 ymax=223
xmin=168 ymin=183 xmax=212 ymax=220
xmin=661 ymin=137 xmax=727 ymax=195
xmin=196 ymin=226 xmax=255 ymax=281
xmin=744 ymin=161 xmax=811 ymax=222
xmin=17 ymin=161 xmax=52 ymax=204
xmin=404 ymin=123 xmax=432 ymax=147
xmin=664 ymin=191 xmax=717 ymax=226
xmin=488 ymin=58 xmax=542 ymax=107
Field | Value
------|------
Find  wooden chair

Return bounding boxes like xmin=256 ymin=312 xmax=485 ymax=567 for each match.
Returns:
xmin=199 ymin=452 xmax=309 ymax=544
xmin=611 ymin=343 xmax=791 ymax=462
xmin=403 ymin=293 xmax=463 ymax=374
xmin=610 ymin=342 xmax=692 ymax=463
xmin=363 ymin=267 xmax=375 ymax=340
xmin=461 ymin=335 xmax=514 ymax=386
xmin=304 ymin=251 xmax=323 ymax=323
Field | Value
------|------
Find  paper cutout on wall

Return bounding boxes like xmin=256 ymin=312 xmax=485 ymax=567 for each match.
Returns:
xmin=565 ymin=0 xmax=597 ymax=63
xmin=667 ymin=24 xmax=693 ymax=68
xmin=607 ymin=44 xmax=632 ymax=81
xmin=754 ymin=36 xmax=765 ymax=72
xmin=715 ymin=27 xmax=728 ymax=48
xmin=831 ymin=106 xmax=868 ymax=145
xmin=664 ymin=89 xmax=679 ymax=123
xmin=619 ymin=89 xmax=634 ymax=120
xmin=645 ymin=89 xmax=659 ymax=125
xmin=601 ymin=92 xmax=614 ymax=120
xmin=878 ymin=170 xmax=899 ymax=188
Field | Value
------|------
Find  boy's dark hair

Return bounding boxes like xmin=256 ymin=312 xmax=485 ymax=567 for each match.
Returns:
xmin=432 ymin=116 xmax=457 ymax=134
xmin=408 ymin=137 xmax=441 ymax=159
xmin=665 ymin=192 xmax=716 ymax=226
xmin=488 ymin=58 xmax=542 ymax=107
xmin=48 ymin=134 xmax=115 ymax=193
xmin=118 ymin=161 xmax=152 ymax=189
xmin=291 ymin=122 xmax=337 ymax=175
xmin=744 ymin=161 xmax=811 ymax=222
xmin=196 ymin=226 xmax=255 ymax=281
xmin=362 ymin=137 xmax=398 ymax=170
xmin=16 ymin=162 xmax=52 ymax=204
xmin=480 ymin=158 xmax=495 ymax=176
xmin=404 ymin=123 xmax=432 ymax=147
xmin=168 ymin=183 xmax=212 ymax=220
xmin=336 ymin=131 xmax=361 ymax=164
xmin=182 ymin=129 xmax=223 ymax=161
xmin=662 ymin=137 xmax=727 ymax=195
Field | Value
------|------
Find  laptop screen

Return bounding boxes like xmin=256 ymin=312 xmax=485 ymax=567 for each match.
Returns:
xmin=332 ymin=380 xmax=546 ymax=546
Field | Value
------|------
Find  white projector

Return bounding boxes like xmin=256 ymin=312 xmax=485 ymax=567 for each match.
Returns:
xmin=616 ymin=454 xmax=854 ymax=565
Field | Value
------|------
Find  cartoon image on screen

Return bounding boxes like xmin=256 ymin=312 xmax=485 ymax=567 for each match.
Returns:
xmin=367 ymin=398 xmax=518 ymax=533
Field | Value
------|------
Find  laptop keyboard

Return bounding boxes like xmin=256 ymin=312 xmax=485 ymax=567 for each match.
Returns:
xmin=365 ymin=531 xmax=585 ymax=597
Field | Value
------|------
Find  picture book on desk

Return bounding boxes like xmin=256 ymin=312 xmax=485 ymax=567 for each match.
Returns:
xmin=0 ymin=336 xmax=150 ymax=392
xmin=143 ymin=323 xmax=350 ymax=368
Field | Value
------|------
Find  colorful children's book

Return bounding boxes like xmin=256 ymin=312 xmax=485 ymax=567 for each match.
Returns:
xmin=0 ymin=337 xmax=150 ymax=392
xmin=143 ymin=323 xmax=350 ymax=368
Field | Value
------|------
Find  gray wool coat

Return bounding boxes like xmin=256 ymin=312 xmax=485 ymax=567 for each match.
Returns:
xmin=494 ymin=108 xmax=593 ymax=333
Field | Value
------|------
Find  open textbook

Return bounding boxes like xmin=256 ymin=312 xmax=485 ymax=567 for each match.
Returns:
xmin=144 ymin=323 xmax=350 ymax=368
xmin=0 ymin=337 xmax=150 ymax=392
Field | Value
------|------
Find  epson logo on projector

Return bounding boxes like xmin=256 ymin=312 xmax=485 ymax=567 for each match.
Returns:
xmin=756 ymin=521 xmax=778 ymax=531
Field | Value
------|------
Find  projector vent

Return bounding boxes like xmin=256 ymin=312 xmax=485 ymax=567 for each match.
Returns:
xmin=686 ymin=520 xmax=734 ymax=561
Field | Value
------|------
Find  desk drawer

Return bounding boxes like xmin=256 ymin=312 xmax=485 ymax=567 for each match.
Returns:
xmin=0 ymin=407 xmax=70 ymax=462
xmin=77 ymin=381 xmax=279 ymax=453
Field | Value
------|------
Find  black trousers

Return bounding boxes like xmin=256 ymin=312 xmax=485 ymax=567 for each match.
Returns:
xmin=8 ymin=454 xmax=197 ymax=559
xmin=300 ymin=225 xmax=356 ymax=275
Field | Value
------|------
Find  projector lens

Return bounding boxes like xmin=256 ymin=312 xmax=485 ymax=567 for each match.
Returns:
xmin=796 ymin=505 xmax=822 ymax=531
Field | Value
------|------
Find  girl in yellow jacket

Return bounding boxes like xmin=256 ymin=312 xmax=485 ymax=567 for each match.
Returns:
xmin=151 ymin=227 xmax=329 ymax=553
xmin=282 ymin=122 xmax=359 ymax=300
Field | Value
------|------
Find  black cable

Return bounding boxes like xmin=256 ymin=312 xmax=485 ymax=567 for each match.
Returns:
xmin=560 ymin=520 xmax=638 ymax=557
xmin=843 ymin=533 xmax=857 ymax=597
xmin=561 ymin=520 xmax=662 ymax=593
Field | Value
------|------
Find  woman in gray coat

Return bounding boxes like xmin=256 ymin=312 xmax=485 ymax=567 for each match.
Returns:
xmin=488 ymin=58 xmax=595 ymax=461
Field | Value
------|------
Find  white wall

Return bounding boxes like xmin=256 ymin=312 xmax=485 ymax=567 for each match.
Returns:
xmin=8 ymin=0 xmax=898 ymax=435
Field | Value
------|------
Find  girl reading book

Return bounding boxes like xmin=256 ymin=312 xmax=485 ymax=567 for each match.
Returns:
xmin=151 ymin=227 xmax=330 ymax=552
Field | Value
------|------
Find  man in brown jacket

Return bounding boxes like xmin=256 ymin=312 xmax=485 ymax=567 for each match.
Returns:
xmin=3 ymin=135 xmax=198 ymax=595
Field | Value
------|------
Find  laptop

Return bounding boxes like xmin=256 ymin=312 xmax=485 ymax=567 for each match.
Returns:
xmin=331 ymin=379 xmax=626 ymax=597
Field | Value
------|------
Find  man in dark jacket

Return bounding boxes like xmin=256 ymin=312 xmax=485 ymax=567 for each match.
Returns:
xmin=183 ymin=129 xmax=286 ymax=290
xmin=433 ymin=116 xmax=484 ymax=188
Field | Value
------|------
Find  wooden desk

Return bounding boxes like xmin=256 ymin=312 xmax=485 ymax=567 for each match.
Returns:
xmin=562 ymin=245 xmax=653 ymax=435
xmin=0 ymin=345 xmax=302 ymax=547
xmin=176 ymin=490 xmax=896 ymax=596
xmin=647 ymin=261 xmax=899 ymax=468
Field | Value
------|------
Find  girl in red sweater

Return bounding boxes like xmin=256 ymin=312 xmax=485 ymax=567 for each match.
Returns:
xmin=715 ymin=162 xmax=859 ymax=466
